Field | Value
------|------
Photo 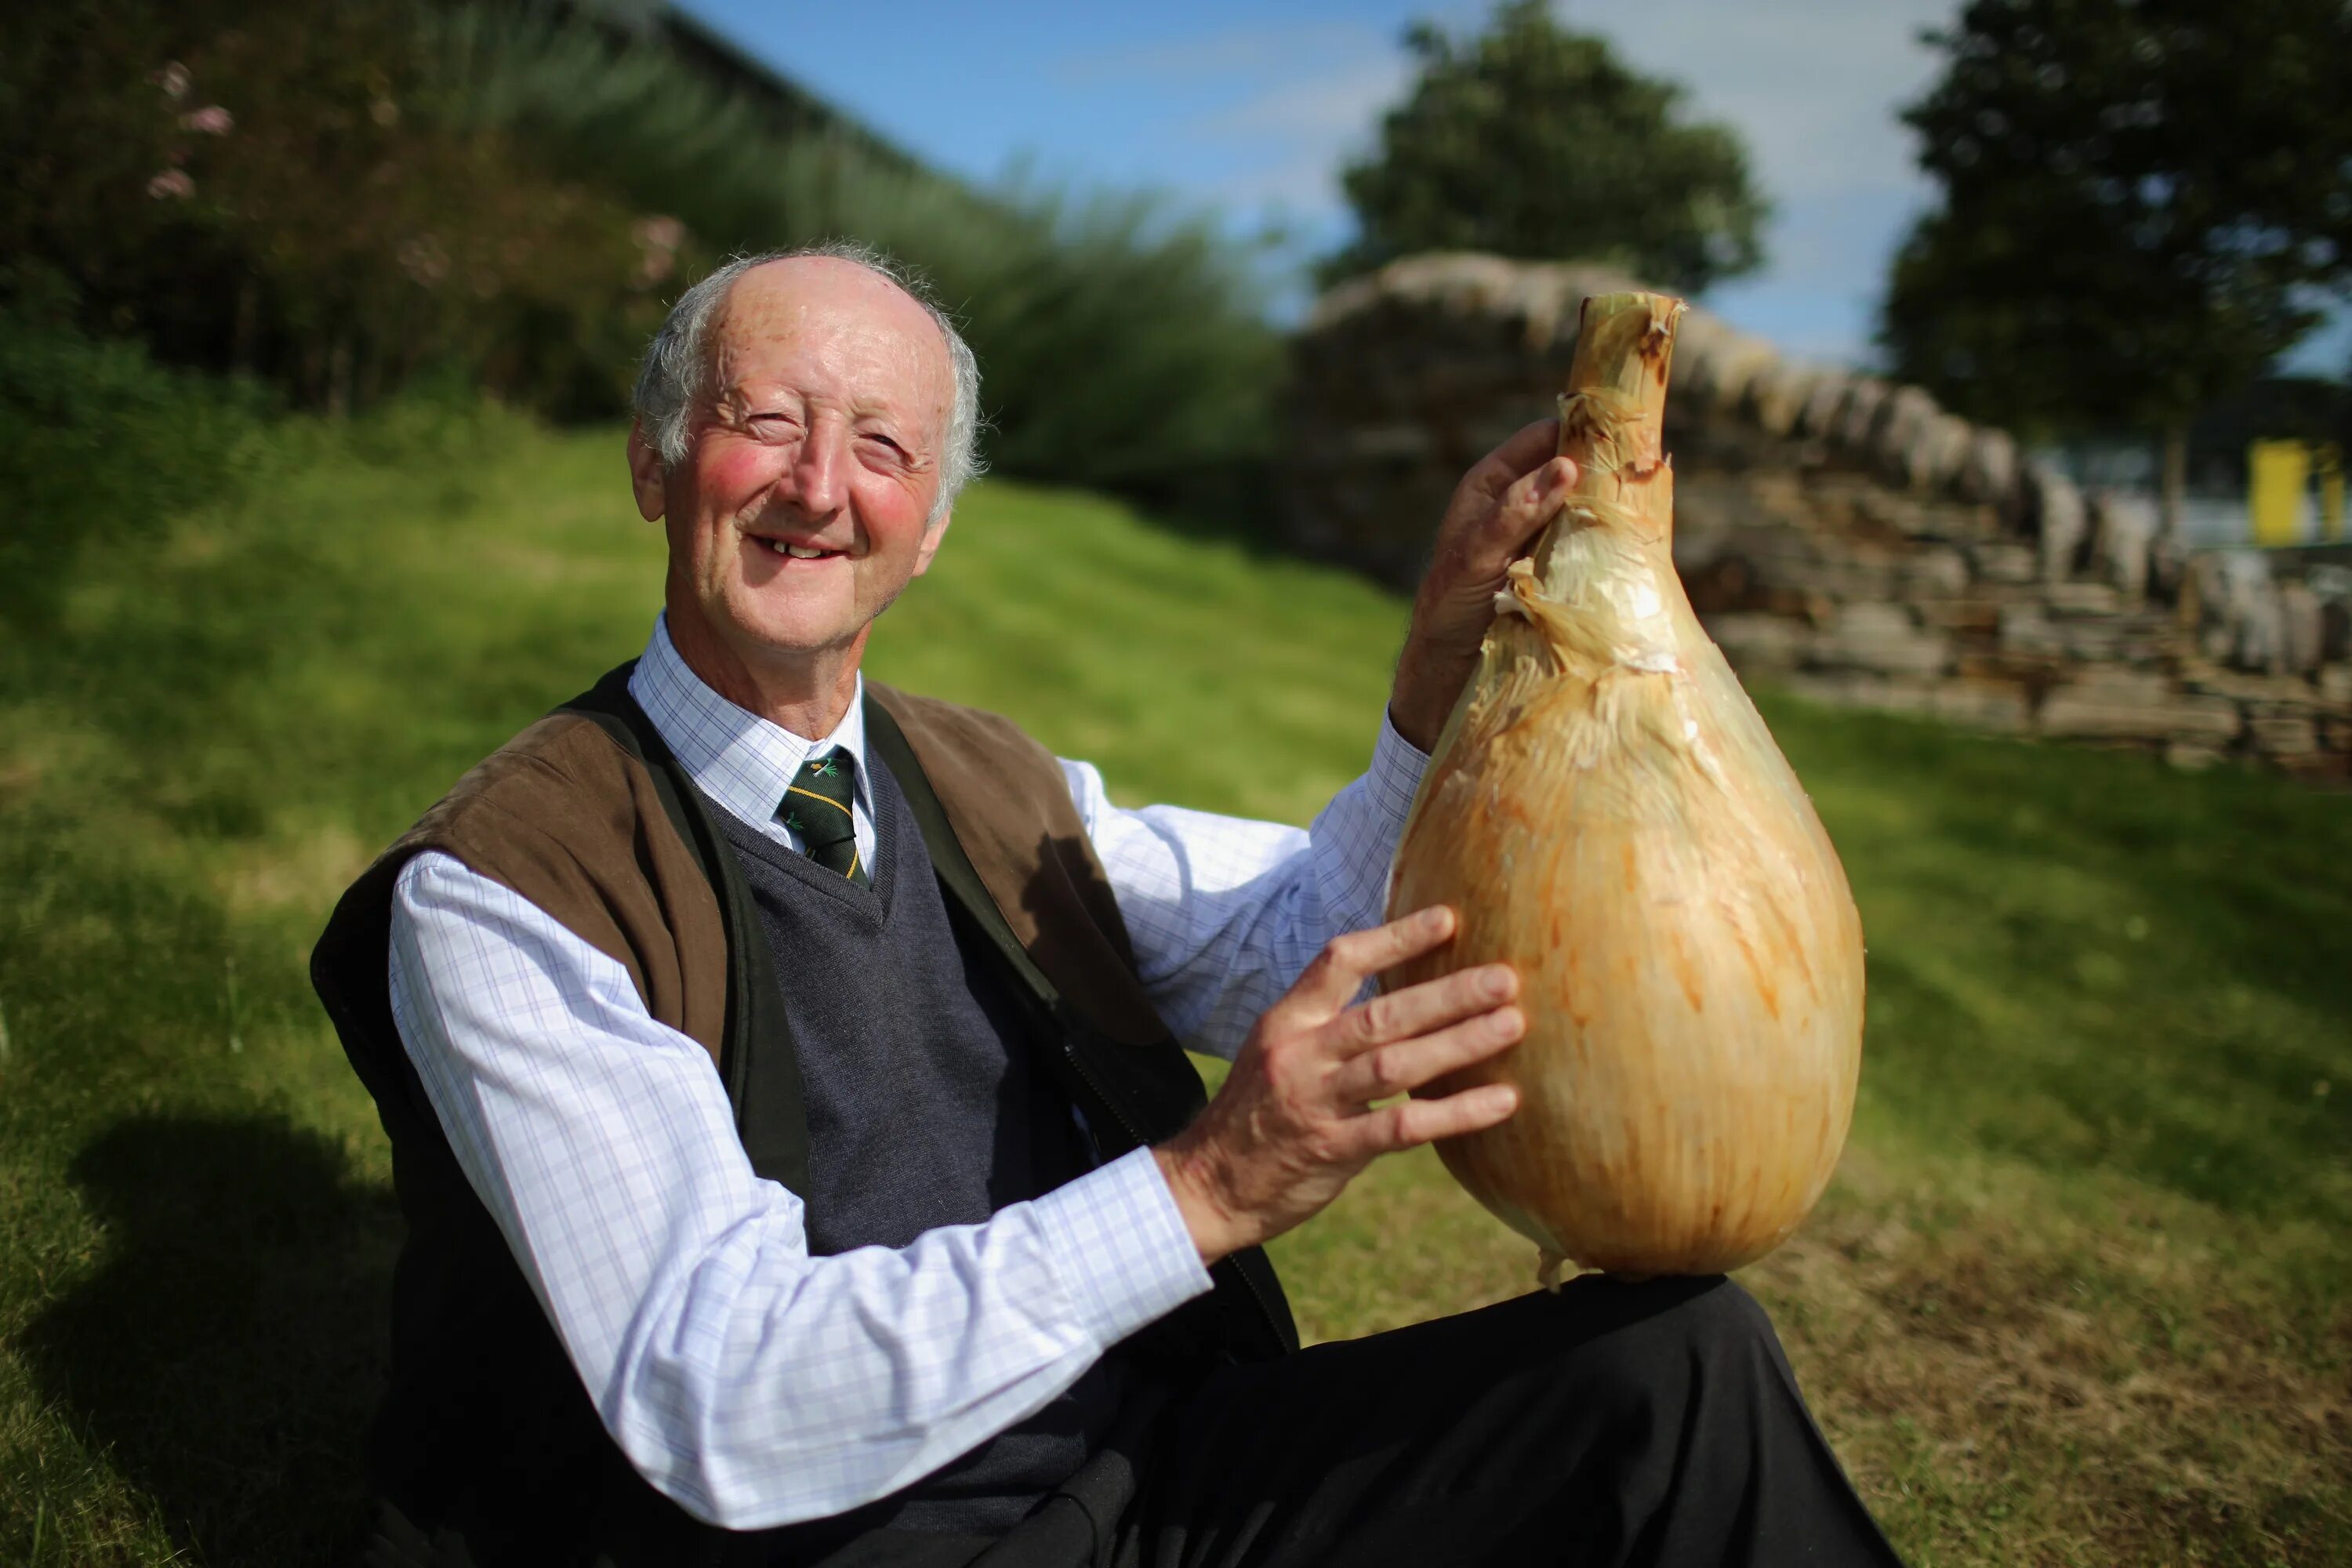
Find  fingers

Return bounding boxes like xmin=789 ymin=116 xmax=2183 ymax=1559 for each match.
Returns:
xmin=1280 ymin=906 xmax=1457 ymax=1018
xmin=1476 ymin=456 xmax=1576 ymax=559
xmin=1327 ymin=963 xmax=1515 ymax=1055
xmin=1327 ymin=1004 xmax=1524 ymax=1106
xmin=1341 ymin=1081 xmax=1521 ymax=1160
xmin=1465 ymin=419 xmax=1563 ymax=499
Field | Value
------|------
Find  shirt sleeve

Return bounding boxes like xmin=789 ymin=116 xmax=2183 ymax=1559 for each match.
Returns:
xmin=387 ymin=851 xmax=1210 ymax=1530
xmin=1061 ymin=713 xmax=1432 ymax=1058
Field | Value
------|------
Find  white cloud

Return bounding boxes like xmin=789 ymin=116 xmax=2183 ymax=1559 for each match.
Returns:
xmin=1563 ymin=0 xmax=1951 ymax=204
xmin=1550 ymin=0 xmax=1957 ymax=363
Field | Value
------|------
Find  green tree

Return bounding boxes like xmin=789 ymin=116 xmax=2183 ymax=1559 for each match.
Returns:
xmin=436 ymin=6 xmax=1283 ymax=506
xmin=1328 ymin=0 xmax=1767 ymax=291
xmin=1882 ymin=0 xmax=2352 ymax=544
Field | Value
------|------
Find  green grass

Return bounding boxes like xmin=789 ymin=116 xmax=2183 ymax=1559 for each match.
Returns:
xmin=2 ymin=408 xmax=2347 ymax=1566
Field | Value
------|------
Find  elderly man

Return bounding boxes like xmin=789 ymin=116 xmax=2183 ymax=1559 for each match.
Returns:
xmin=314 ymin=245 xmax=1900 ymax=1568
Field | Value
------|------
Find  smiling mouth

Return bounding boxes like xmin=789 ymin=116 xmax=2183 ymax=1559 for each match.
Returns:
xmin=759 ymin=539 xmax=844 ymax=561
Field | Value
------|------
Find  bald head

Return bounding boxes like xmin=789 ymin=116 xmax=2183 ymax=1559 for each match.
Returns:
xmin=717 ymin=254 xmax=940 ymax=334
xmin=633 ymin=244 xmax=985 ymax=523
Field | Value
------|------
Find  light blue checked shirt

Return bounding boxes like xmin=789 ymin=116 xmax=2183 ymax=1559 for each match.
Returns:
xmin=387 ymin=615 xmax=1429 ymax=1530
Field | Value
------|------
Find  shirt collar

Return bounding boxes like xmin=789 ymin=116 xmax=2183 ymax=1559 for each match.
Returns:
xmin=627 ymin=614 xmax=870 ymax=829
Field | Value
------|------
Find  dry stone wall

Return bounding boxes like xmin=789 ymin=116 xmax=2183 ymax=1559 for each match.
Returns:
xmin=1283 ymin=253 xmax=2352 ymax=782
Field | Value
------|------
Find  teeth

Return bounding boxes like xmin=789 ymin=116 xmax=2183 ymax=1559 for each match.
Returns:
xmin=768 ymin=541 xmax=829 ymax=558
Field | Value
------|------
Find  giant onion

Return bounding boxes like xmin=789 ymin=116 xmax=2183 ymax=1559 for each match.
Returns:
xmin=1388 ymin=292 xmax=1865 ymax=1280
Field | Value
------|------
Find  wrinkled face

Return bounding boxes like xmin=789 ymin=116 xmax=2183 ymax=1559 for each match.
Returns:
xmin=636 ymin=257 xmax=955 ymax=669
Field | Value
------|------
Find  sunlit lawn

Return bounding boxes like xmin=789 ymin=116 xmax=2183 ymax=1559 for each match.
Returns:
xmin=1 ymin=412 xmax=2344 ymax=1565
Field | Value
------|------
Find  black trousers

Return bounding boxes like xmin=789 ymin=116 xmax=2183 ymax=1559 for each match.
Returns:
xmin=814 ymin=1276 xmax=1904 ymax=1568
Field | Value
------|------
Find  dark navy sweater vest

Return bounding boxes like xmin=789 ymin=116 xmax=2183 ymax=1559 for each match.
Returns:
xmin=710 ymin=750 xmax=1126 ymax=1535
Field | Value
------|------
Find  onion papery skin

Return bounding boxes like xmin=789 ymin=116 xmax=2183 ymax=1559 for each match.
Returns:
xmin=1387 ymin=292 xmax=1865 ymax=1280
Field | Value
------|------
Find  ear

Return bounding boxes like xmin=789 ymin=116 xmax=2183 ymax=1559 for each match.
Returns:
xmin=626 ymin=422 xmax=666 ymax=523
xmin=912 ymin=509 xmax=953 ymax=577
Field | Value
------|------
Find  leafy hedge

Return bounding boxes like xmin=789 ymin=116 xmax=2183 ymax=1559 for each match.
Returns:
xmin=2 ymin=0 xmax=1280 ymax=508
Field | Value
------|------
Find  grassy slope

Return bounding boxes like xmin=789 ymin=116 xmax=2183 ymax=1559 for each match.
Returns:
xmin=0 ymin=414 xmax=2344 ymax=1566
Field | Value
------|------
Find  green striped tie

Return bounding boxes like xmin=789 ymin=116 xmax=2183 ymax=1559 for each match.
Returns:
xmin=780 ymin=750 xmax=870 ymax=889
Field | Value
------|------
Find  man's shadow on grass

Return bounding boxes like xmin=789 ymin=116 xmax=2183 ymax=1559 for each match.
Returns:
xmin=24 ymin=1112 xmax=400 ymax=1566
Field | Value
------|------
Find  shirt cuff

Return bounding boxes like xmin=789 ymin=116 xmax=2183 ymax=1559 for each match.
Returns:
xmin=1028 ymin=1146 xmax=1212 ymax=1348
xmin=1368 ymin=710 xmax=1433 ymax=829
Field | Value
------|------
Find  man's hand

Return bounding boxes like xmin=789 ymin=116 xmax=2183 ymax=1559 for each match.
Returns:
xmin=1154 ymin=906 xmax=1523 ymax=1265
xmin=1388 ymin=421 xmax=1579 ymax=752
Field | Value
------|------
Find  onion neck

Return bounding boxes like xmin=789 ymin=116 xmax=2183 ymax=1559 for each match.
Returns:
xmin=1528 ymin=292 xmax=1682 ymax=578
xmin=1504 ymin=292 xmax=1688 ymax=675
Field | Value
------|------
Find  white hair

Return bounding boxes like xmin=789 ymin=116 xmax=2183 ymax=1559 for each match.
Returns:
xmin=631 ymin=241 xmax=985 ymax=524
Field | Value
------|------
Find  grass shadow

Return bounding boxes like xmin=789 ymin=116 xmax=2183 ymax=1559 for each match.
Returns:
xmin=21 ymin=1112 xmax=400 ymax=1566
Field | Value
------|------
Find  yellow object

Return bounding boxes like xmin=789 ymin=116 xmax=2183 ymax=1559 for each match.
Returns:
xmin=2249 ymin=439 xmax=2347 ymax=545
xmin=1386 ymin=293 xmax=1864 ymax=1281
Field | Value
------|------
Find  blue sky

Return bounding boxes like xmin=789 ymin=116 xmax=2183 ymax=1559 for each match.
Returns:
xmin=679 ymin=0 xmax=2348 ymax=376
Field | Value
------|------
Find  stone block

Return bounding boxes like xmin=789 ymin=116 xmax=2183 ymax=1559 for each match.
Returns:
xmin=1928 ymin=680 xmax=2032 ymax=732
xmin=1915 ymin=599 xmax=2005 ymax=636
xmin=2321 ymin=601 xmax=2350 ymax=666
xmin=1903 ymin=413 xmax=1974 ymax=493
xmin=1797 ymin=374 xmax=1853 ymax=439
xmin=1958 ymin=428 xmax=2020 ymax=506
xmin=1699 ymin=339 xmax=1781 ymax=414
xmin=2280 ymin=584 xmax=2324 ymax=675
xmin=1780 ymin=673 xmax=2027 ymax=734
xmin=1740 ymin=471 xmax=1809 ymax=527
xmin=2027 ymin=463 xmax=2087 ymax=580
xmin=1835 ymin=380 xmax=1890 ymax=452
xmin=1755 ymin=554 xmax=1896 ymax=603
xmin=2060 ymin=621 xmax=2127 ymax=661
xmin=1868 ymin=387 xmax=1940 ymax=473
xmin=1745 ymin=362 xmax=1819 ymax=437
xmin=2067 ymin=666 xmax=2173 ymax=699
xmin=2089 ymin=491 xmax=2160 ymax=601
xmin=2043 ymin=580 xmax=2123 ymax=615
xmin=1969 ymin=542 xmax=2038 ymax=583
xmin=2250 ymin=713 xmax=2320 ymax=757
xmin=2180 ymin=668 xmax=2325 ymax=706
xmin=1702 ymin=612 xmax=1809 ymax=670
xmin=1811 ymin=604 xmax=1953 ymax=677
xmin=1900 ymin=547 xmax=1971 ymax=597
xmin=2037 ymin=685 xmax=2241 ymax=743
xmin=1998 ymin=605 xmax=2064 ymax=657
xmin=1830 ymin=601 xmax=1915 ymax=637
xmin=2231 ymin=583 xmax=2287 ymax=673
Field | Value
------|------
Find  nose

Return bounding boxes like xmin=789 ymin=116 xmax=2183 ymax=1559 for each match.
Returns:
xmin=787 ymin=414 xmax=850 ymax=519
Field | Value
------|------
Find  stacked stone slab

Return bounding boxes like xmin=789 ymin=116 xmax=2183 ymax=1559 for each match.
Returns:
xmin=1283 ymin=252 xmax=2352 ymax=782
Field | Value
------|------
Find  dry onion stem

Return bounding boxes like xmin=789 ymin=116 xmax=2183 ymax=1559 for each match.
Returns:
xmin=1388 ymin=292 xmax=1865 ymax=1283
